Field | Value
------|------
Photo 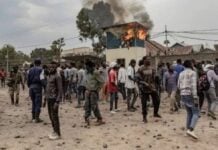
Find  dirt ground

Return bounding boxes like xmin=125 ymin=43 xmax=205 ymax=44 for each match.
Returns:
xmin=0 ymin=88 xmax=217 ymax=150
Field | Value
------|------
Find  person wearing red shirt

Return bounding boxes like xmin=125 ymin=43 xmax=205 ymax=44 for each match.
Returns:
xmin=108 ymin=62 xmax=119 ymax=114
xmin=0 ymin=69 xmax=6 ymax=88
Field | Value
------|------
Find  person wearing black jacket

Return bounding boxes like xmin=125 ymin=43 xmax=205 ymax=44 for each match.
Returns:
xmin=45 ymin=61 xmax=63 ymax=140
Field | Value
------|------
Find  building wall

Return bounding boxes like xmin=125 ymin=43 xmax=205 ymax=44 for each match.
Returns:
xmin=149 ymin=52 xmax=218 ymax=67
xmin=106 ymin=47 xmax=146 ymax=67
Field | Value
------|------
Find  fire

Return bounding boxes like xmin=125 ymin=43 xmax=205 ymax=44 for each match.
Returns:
xmin=137 ymin=29 xmax=147 ymax=40
xmin=123 ymin=28 xmax=147 ymax=41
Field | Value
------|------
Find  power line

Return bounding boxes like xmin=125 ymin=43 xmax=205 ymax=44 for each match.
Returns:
xmin=16 ymin=36 xmax=80 ymax=49
xmin=170 ymin=33 xmax=218 ymax=42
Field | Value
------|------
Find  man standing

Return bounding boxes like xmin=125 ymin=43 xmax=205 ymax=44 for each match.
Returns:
xmin=45 ymin=61 xmax=62 ymax=140
xmin=84 ymin=60 xmax=105 ymax=126
xmin=178 ymin=60 xmax=199 ymax=139
xmin=76 ymin=64 xmax=86 ymax=108
xmin=69 ymin=62 xmax=78 ymax=97
xmin=7 ymin=66 xmax=25 ymax=105
xmin=28 ymin=59 xmax=43 ymax=123
xmin=108 ymin=62 xmax=119 ymax=113
xmin=118 ymin=63 xmax=126 ymax=101
xmin=138 ymin=59 xmax=161 ymax=123
xmin=206 ymin=65 xmax=218 ymax=120
xmin=163 ymin=65 xmax=178 ymax=112
xmin=0 ymin=69 xmax=6 ymax=88
xmin=126 ymin=59 xmax=138 ymax=112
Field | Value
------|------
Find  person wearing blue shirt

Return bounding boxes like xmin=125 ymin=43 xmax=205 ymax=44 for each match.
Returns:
xmin=28 ymin=59 xmax=43 ymax=123
xmin=174 ymin=59 xmax=185 ymax=75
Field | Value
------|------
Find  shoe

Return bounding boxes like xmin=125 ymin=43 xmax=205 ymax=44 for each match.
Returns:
xmin=114 ymin=109 xmax=120 ymax=112
xmin=208 ymin=111 xmax=217 ymax=120
xmin=75 ymin=105 xmax=81 ymax=108
xmin=85 ymin=118 xmax=90 ymax=126
xmin=110 ymin=111 xmax=116 ymax=114
xmin=35 ymin=118 xmax=43 ymax=123
xmin=128 ymin=108 xmax=135 ymax=112
xmin=186 ymin=130 xmax=198 ymax=139
xmin=49 ymin=132 xmax=61 ymax=140
xmin=143 ymin=117 xmax=148 ymax=123
xmin=95 ymin=119 xmax=106 ymax=126
xmin=154 ymin=114 xmax=162 ymax=118
xmin=131 ymin=107 xmax=137 ymax=110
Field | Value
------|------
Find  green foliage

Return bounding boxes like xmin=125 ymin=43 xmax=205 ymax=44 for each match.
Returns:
xmin=50 ymin=38 xmax=65 ymax=63
xmin=30 ymin=48 xmax=54 ymax=62
xmin=76 ymin=8 xmax=106 ymax=55
xmin=0 ymin=44 xmax=31 ymax=69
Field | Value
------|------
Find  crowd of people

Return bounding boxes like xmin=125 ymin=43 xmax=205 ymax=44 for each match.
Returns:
xmin=3 ymin=57 xmax=218 ymax=141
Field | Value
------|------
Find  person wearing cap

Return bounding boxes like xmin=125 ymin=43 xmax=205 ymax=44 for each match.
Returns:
xmin=28 ymin=59 xmax=43 ymax=123
xmin=84 ymin=60 xmax=105 ymax=126
xmin=108 ymin=62 xmax=119 ymax=113
xmin=126 ymin=59 xmax=138 ymax=112
xmin=45 ymin=61 xmax=63 ymax=140
xmin=7 ymin=66 xmax=25 ymax=105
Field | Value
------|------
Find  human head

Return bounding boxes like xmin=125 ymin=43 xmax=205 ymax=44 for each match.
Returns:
xmin=48 ymin=61 xmax=58 ymax=74
xmin=183 ymin=60 xmax=193 ymax=69
xmin=120 ymin=63 xmax=125 ymax=68
xmin=70 ymin=62 xmax=76 ymax=68
xmin=110 ymin=62 xmax=117 ymax=69
xmin=13 ymin=66 xmax=19 ymax=73
xmin=177 ymin=59 xmax=182 ymax=64
xmin=34 ymin=58 xmax=41 ymax=66
xmin=129 ymin=59 xmax=136 ymax=68
xmin=85 ymin=60 xmax=95 ymax=73
xmin=168 ymin=65 xmax=174 ymax=73
xmin=144 ymin=59 xmax=151 ymax=67
xmin=138 ymin=59 xmax=144 ymax=67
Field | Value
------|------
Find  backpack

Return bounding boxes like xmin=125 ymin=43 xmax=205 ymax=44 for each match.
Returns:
xmin=198 ymin=73 xmax=210 ymax=91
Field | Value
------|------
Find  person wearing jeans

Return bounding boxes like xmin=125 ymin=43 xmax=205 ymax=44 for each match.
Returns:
xmin=178 ymin=60 xmax=199 ymax=139
xmin=118 ymin=64 xmax=126 ymax=101
xmin=163 ymin=65 xmax=178 ymax=112
xmin=108 ymin=62 xmax=119 ymax=113
xmin=126 ymin=59 xmax=138 ymax=112
xmin=206 ymin=66 xmax=218 ymax=120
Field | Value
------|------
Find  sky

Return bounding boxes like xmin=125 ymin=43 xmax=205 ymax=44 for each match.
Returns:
xmin=0 ymin=0 xmax=218 ymax=54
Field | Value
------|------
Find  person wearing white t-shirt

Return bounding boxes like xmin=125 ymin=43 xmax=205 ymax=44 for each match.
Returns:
xmin=118 ymin=63 xmax=126 ymax=101
xmin=126 ymin=59 xmax=138 ymax=112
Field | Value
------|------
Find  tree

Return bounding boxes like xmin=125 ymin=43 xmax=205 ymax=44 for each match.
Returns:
xmin=50 ymin=38 xmax=65 ymax=63
xmin=30 ymin=48 xmax=54 ymax=63
xmin=76 ymin=8 xmax=106 ymax=56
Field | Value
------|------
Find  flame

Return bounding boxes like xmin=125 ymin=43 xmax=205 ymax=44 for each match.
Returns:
xmin=137 ymin=29 xmax=147 ymax=40
xmin=123 ymin=28 xmax=147 ymax=41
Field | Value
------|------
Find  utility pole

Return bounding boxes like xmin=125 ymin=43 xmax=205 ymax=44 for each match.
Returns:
xmin=164 ymin=25 xmax=170 ymax=55
xmin=4 ymin=45 xmax=9 ymax=76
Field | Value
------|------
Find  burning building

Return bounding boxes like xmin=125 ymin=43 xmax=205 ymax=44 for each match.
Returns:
xmin=103 ymin=22 xmax=149 ymax=67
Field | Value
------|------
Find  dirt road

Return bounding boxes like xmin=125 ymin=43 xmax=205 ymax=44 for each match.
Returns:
xmin=0 ymin=88 xmax=217 ymax=150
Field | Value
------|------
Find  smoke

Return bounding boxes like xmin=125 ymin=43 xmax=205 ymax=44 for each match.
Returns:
xmin=82 ymin=0 xmax=153 ymax=29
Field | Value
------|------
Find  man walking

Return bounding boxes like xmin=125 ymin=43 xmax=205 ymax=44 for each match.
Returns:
xmin=76 ymin=64 xmax=86 ymax=108
xmin=138 ymin=59 xmax=161 ymax=123
xmin=178 ymin=60 xmax=199 ymax=139
xmin=28 ymin=59 xmax=43 ymax=123
xmin=84 ymin=60 xmax=105 ymax=126
xmin=45 ymin=61 xmax=63 ymax=140
xmin=163 ymin=65 xmax=178 ymax=113
xmin=7 ymin=66 xmax=25 ymax=105
xmin=118 ymin=63 xmax=126 ymax=101
xmin=126 ymin=59 xmax=138 ymax=111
